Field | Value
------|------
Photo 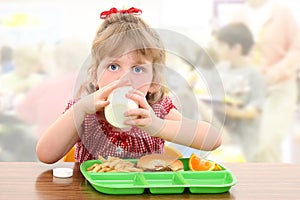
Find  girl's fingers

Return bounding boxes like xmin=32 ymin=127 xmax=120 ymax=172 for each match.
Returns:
xmin=126 ymin=90 xmax=150 ymax=109
xmin=124 ymin=108 xmax=156 ymax=128
xmin=95 ymin=100 xmax=110 ymax=111
xmin=124 ymin=118 xmax=152 ymax=127
xmin=124 ymin=108 xmax=150 ymax=118
xmin=98 ymin=79 xmax=131 ymax=99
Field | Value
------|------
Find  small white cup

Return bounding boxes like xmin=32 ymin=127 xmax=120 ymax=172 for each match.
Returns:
xmin=53 ymin=168 xmax=73 ymax=178
xmin=104 ymin=86 xmax=138 ymax=129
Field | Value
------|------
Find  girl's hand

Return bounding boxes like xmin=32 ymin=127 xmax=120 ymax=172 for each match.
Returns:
xmin=124 ymin=90 xmax=162 ymax=135
xmin=79 ymin=80 xmax=130 ymax=115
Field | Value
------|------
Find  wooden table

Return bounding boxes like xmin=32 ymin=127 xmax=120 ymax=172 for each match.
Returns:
xmin=0 ymin=162 xmax=299 ymax=199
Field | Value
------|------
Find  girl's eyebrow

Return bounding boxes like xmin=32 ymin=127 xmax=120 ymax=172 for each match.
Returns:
xmin=132 ymin=58 xmax=152 ymax=65
xmin=133 ymin=61 xmax=150 ymax=65
xmin=112 ymin=58 xmax=151 ymax=66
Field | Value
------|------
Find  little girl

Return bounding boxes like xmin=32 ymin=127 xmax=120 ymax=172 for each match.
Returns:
xmin=36 ymin=7 xmax=221 ymax=164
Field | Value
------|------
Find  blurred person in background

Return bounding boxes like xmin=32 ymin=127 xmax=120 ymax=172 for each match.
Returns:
xmin=192 ymin=47 xmax=248 ymax=162
xmin=213 ymin=22 xmax=266 ymax=162
xmin=228 ymin=0 xmax=300 ymax=162
xmin=16 ymin=39 xmax=89 ymax=138
xmin=0 ymin=45 xmax=42 ymax=161
xmin=0 ymin=45 xmax=43 ymax=113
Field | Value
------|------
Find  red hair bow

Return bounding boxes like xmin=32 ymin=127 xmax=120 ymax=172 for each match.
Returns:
xmin=100 ymin=7 xmax=142 ymax=19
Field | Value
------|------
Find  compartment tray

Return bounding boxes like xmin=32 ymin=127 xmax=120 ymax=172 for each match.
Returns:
xmin=80 ymin=158 xmax=237 ymax=195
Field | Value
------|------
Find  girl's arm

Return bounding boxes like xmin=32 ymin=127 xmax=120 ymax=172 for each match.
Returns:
xmin=125 ymin=91 xmax=222 ymax=151
xmin=35 ymin=104 xmax=84 ymax=164
xmin=158 ymin=109 xmax=221 ymax=151
xmin=36 ymin=80 xmax=126 ymax=164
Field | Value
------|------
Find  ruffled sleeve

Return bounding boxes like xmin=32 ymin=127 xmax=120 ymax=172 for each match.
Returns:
xmin=151 ymin=96 xmax=176 ymax=119
xmin=63 ymin=99 xmax=78 ymax=113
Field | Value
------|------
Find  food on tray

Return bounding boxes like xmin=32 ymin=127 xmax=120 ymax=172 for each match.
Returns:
xmin=87 ymin=153 xmax=223 ymax=173
xmin=87 ymin=156 xmax=143 ymax=172
xmin=188 ymin=153 xmax=222 ymax=171
xmin=137 ymin=153 xmax=184 ymax=172
xmin=86 ymin=154 xmax=184 ymax=173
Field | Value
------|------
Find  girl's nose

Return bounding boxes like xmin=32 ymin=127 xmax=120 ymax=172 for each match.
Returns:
xmin=118 ymin=71 xmax=132 ymax=85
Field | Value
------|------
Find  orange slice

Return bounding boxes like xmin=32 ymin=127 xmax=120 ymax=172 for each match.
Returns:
xmin=189 ymin=153 xmax=215 ymax=171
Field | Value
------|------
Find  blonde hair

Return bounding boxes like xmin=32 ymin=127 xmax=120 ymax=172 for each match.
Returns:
xmin=79 ymin=13 xmax=167 ymax=105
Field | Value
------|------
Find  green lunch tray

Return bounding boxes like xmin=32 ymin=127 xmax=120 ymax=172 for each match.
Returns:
xmin=80 ymin=158 xmax=237 ymax=195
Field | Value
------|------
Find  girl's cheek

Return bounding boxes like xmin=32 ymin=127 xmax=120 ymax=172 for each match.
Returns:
xmin=132 ymin=83 xmax=151 ymax=96
xmin=98 ymin=76 xmax=112 ymax=87
xmin=139 ymin=76 xmax=153 ymax=95
xmin=97 ymin=69 xmax=115 ymax=87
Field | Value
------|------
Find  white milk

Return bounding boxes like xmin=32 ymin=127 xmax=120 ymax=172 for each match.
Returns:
xmin=104 ymin=86 xmax=138 ymax=129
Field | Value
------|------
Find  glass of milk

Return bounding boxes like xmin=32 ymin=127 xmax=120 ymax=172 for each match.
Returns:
xmin=104 ymin=86 xmax=138 ymax=129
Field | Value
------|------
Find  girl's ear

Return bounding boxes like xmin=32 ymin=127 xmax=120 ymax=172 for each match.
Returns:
xmin=90 ymin=72 xmax=99 ymax=92
xmin=93 ymin=70 xmax=100 ymax=91
xmin=88 ymin=82 xmax=98 ymax=93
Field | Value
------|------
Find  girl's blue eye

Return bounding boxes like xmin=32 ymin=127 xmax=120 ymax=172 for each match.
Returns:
xmin=133 ymin=66 xmax=144 ymax=73
xmin=108 ymin=64 xmax=119 ymax=71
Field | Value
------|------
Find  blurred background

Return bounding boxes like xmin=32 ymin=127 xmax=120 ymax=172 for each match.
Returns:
xmin=1 ymin=0 xmax=300 ymax=163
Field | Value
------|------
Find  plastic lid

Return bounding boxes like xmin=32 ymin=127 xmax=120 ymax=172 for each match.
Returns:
xmin=53 ymin=167 xmax=73 ymax=178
